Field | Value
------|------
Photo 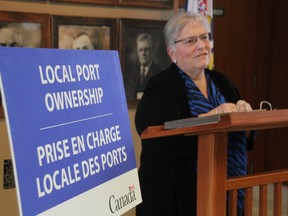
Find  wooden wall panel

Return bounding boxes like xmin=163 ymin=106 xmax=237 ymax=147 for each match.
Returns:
xmin=265 ymin=0 xmax=288 ymax=171
xmin=213 ymin=0 xmax=288 ymax=172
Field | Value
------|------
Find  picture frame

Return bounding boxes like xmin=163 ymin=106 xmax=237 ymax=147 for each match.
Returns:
xmin=49 ymin=0 xmax=173 ymax=9
xmin=118 ymin=0 xmax=173 ymax=9
xmin=52 ymin=15 xmax=118 ymax=51
xmin=0 ymin=11 xmax=51 ymax=118
xmin=49 ymin=0 xmax=117 ymax=6
xmin=119 ymin=18 xmax=171 ymax=105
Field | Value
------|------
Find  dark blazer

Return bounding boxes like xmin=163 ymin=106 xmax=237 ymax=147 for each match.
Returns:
xmin=134 ymin=63 xmax=244 ymax=216
xmin=135 ymin=63 xmax=241 ymax=153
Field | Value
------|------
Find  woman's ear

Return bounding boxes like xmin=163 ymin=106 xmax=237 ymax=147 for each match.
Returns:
xmin=167 ymin=47 xmax=175 ymax=62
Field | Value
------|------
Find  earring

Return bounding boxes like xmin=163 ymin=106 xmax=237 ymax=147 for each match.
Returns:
xmin=173 ymin=59 xmax=177 ymax=64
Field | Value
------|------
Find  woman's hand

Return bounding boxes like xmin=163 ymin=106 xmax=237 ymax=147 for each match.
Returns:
xmin=236 ymin=100 xmax=252 ymax=112
xmin=199 ymin=100 xmax=252 ymax=117
xmin=213 ymin=103 xmax=237 ymax=114
xmin=199 ymin=103 xmax=236 ymax=117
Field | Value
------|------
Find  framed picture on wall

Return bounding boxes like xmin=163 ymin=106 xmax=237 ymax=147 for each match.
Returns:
xmin=119 ymin=18 xmax=170 ymax=105
xmin=52 ymin=16 xmax=118 ymax=50
xmin=49 ymin=0 xmax=117 ymax=5
xmin=118 ymin=0 xmax=173 ymax=9
xmin=0 ymin=11 xmax=51 ymax=118
xmin=50 ymin=0 xmax=172 ymax=8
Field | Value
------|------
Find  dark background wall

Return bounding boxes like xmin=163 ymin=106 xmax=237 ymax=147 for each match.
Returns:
xmin=212 ymin=0 xmax=288 ymax=172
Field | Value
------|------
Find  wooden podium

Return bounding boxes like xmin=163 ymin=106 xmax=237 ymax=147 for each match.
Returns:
xmin=141 ymin=109 xmax=288 ymax=216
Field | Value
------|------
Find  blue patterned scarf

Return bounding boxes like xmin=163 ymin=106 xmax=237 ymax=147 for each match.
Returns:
xmin=178 ymin=67 xmax=247 ymax=209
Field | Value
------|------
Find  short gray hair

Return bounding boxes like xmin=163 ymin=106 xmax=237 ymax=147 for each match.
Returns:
xmin=164 ymin=12 xmax=210 ymax=51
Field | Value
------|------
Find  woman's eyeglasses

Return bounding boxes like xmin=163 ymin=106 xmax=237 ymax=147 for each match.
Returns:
xmin=174 ymin=33 xmax=211 ymax=47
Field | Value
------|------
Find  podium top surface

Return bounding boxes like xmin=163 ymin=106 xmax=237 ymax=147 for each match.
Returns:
xmin=141 ymin=109 xmax=288 ymax=139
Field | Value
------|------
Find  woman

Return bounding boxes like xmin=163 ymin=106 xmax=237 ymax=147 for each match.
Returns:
xmin=135 ymin=12 xmax=254 ymax=216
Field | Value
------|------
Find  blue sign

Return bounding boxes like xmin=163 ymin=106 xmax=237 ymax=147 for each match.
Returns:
xmin=0 ymin=47 xmax=140 ymax=215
